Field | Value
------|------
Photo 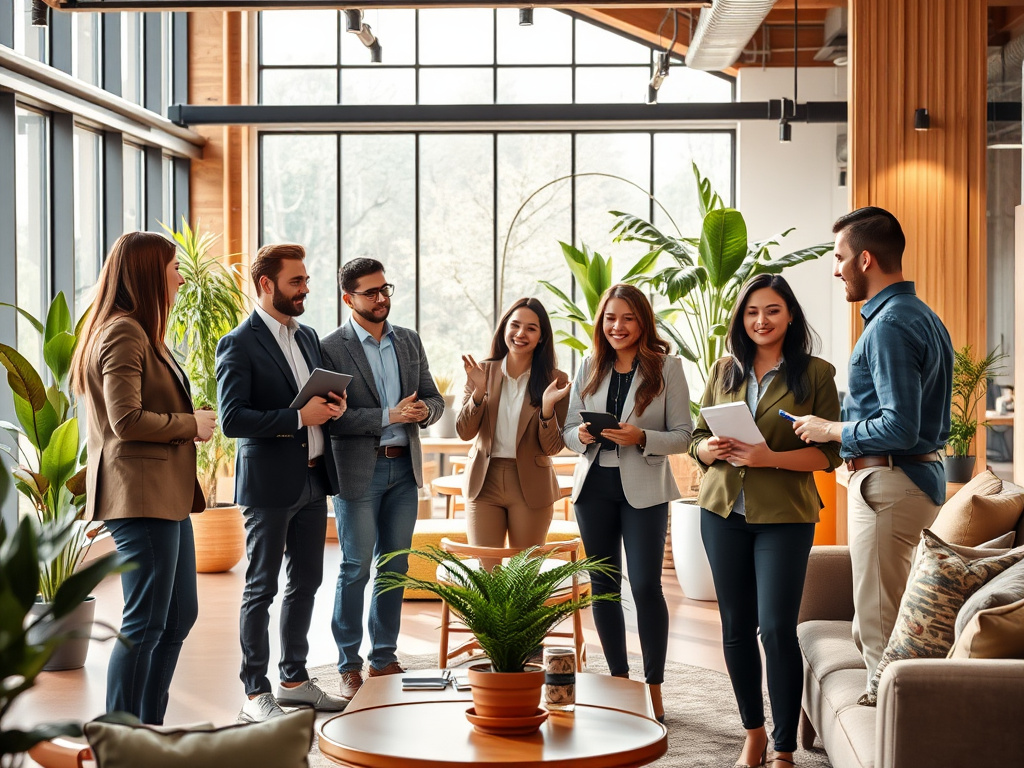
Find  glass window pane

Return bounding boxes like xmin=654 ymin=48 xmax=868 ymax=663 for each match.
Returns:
xmin=261 ymin=135 xmax=339 ymax=336
xmin=496 ymin=135 xmax=573 ymax=349
xmin=574 ymin=134 xmax=652 ymax=269
xmin=575 ymin=67 xmax=648 ymax=104
xmin=418 ymin=9 xmax=494 ymax=65
xmin=262 ymin=69 xmax=338 ymax=105
xmin=341 ymin=9 xmax=415 ymax=66
xmin=419 ymin=68 xmax=493 ymax=105
xmin=419 ymin=134 xmax=494 ymax=377
xmin=15 ymin=108 xmax=49 ymax=373
xmin=341 ymin=69 xmax=415 ymax=106
xmin=497 ymin=68 xmax=571 ymax=104
xmin=653 ymin=133 xmax=733 ymax=237
xmin=72 ymin=13 xmax=102 ymax=86
xmin=162 ymin=154 xmax=174 ymax=230
xmin=13 ymin=0 xmax=47 ymax=62
xmin=341 ymin=135 xmax=416 ymax=330
xmin=496 ymin=8 xmax=571 ymax=65
xmin=261 ymin=10 xmax=338 ymax=66
xmin=656 ymin=67 xmax=733 ymax=103
xmin=575 ymin=19 xmax=650 ymax=64
xmin=123 ymin=143 xmax=145 ymax=233
xmin=121 ymin=13 xmax=143 ymax=105
xmin=74 ymin=127 xmax=103 ymax=318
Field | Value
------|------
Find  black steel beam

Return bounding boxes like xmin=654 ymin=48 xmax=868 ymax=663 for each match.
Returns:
xmin=102 ymin=12 xmax=121 ymax=95
xmin=103 ymin=131 xmax=124 ymax=252
xmin=988 ymin=102 xmax=1022 ymax=122
xmin=50 ymin=5 xmax=73 ymax=75
xmin=56 ymin=1 xmax=684 ymax=9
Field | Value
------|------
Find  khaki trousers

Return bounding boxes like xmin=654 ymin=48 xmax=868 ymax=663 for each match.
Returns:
xmin=466 ymin=458 xmax=554 ymax=570
xmin=847 ymin=465 xmax=939 ymax=678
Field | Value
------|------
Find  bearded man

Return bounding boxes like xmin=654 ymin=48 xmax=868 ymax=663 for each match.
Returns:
xmin=791 ymin=207 xmax=954 ymax=682
xmin=320 ymin=257 xmax=444 ymax=701
xmin=217 ymin=243 xmax=349 ymax=722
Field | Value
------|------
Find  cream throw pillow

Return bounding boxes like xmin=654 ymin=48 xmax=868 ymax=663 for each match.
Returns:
xmin=948 ymin=597 xmax=1024 ymax=659
xmin=84 ymin=708 xmax=314 ymax=768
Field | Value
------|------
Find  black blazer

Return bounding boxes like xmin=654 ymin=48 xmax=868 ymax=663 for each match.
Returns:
xmin=216 ymin=310 xmax=340 ymax=507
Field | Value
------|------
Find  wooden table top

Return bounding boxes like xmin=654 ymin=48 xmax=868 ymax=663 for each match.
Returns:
xmin=318 ymin=672 xmax=666 ymax=768
xmin=432 ymin=474 xmax=573 ymax=498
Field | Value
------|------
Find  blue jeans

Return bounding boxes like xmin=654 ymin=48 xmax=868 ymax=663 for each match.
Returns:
xmin=332 ymin=455 xmax=419 ymax=672
xmin=104 ymin=517 xmax=198 ymax=724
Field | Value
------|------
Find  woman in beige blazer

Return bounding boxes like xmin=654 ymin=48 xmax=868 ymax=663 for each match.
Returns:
xmin=562 ymin=284 xmax=693 ymax=723
xmin=457 ymin=298 xmax=571 ymax=568
xmin=70 ymin=232 xmax=216 ymax=724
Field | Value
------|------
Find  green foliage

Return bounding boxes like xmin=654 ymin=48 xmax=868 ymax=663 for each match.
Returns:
xmin=375 ymin=547 xmax=618 ymax=673
xmin=0 ymin=515 xmax=133 ymax=760
xmin=947 ymin=345 xmax=1006 ymax=458
xmin=0 ymin=293 xmax=93 ymax=603
xmin=163 ymin=219 xmax=249 ymax=505
xmin=611 ymin=162 xmax=832 ymax=389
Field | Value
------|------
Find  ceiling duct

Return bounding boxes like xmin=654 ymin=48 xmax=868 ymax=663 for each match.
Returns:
xmin=814 ymin=7 xmax=847 ymax=63
xmin=684 ymin=0 xmax=779 ymax=71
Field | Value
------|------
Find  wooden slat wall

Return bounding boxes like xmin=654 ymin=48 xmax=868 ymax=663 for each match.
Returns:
xmin=849 ymin=0 xmax=988 ymax=462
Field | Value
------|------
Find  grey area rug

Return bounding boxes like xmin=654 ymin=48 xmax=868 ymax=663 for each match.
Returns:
xmin=305 ymin=652 xmax=832 ymax=768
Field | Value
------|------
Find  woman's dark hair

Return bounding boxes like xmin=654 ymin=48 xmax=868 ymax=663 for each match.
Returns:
xmin=581 ymin=284 xmax=669 ymax=417
xmin=486 ymin=297 xmax=558 ymax=407
xmin=723 ymin=274 xmax=819 ymax=404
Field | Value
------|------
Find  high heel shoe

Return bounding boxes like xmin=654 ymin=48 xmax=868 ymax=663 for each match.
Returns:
xmin=734 ymin=745 xmax=767 ymax=768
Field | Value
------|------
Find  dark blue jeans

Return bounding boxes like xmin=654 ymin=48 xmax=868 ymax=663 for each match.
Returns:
xmin=332 ymin=455 xmax=419 ymax=672
xmin=700 ymin=509 xmax=815 ymax=753
xmin=573 ymin=464 xmax=669 ymax=685
xmin=104 ymin=516 xmax=198 ymax=724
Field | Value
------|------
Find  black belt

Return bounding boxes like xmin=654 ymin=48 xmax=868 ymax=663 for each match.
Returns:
xmin=308 ymin=456 xmax=322 ymax=468
xmin=845 ymin=452 xmax=941 ymax=472
xmin=376 ymin=446 xmax=407 ymax=459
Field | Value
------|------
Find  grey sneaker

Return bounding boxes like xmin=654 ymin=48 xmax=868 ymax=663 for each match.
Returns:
xmin=237 ymin=692 xmax=285 ymax=724
xmin=276 ymin=678 xmax=348 ymax=712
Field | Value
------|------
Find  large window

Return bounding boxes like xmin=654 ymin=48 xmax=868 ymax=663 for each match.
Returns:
xmin=74 ymin=127 xmax=103 ymax=316
xmin=72 ymin=13 xmax=103 ymax=87
xmin=15 ymin=107 xmax=49 ymax=371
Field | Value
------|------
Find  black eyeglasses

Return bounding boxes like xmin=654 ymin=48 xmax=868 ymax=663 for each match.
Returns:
xmin=347 ymin=283 xmax=395 ymax=300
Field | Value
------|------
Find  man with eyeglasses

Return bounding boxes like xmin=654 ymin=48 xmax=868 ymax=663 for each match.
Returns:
xmin=321 ymin=257 xmax=444 ymax=701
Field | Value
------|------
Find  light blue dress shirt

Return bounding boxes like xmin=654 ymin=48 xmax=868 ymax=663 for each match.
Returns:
xmin=731 ymin=360 xmax=781 ymax=517
xmin=350 ymin=318 xmax=408 ymax=448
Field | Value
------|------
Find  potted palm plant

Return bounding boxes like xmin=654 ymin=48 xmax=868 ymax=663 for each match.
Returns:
xmin=163 ymin=219 xmax=250 ymax=573
xmin=0 ymin=292 xmax=107 ymax=670
xmin=945 ymin=345 xmax=1006 ymax=483
xmin=375 ymin=545 xmax=616 ymax=730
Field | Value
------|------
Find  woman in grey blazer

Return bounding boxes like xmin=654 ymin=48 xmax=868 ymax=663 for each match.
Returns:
xmin=563 ymin=284 xmax=692 ymax=722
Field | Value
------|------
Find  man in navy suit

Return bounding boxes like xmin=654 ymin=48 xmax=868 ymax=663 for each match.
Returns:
xmin=217 ymin=243 xmax=348 ymax=723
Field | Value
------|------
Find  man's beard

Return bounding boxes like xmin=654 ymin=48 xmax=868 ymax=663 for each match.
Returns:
xmin=272 ymin=283 xmax=306 ymax=317
xmin=352 ymin=302 xmax=390 ymax=324
xmin=844 ymin=268 xmax=868 ymax=303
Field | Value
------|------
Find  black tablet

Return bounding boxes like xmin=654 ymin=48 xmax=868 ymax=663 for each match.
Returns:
xmin=580 ymin=411 xmax=622 ymax=446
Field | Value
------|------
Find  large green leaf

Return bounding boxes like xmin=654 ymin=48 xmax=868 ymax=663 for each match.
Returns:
xmin=0 ymin=722 xmax=84 ymax=755
xmin=693 ymin=161 xmax=724 ymax=219
xmin=700 ymin=208 xmax=748 ymax=288
xmin=40 ymin=418 xmax=80 ymax=500
xmin=43 ymin=331 xmax=77 ymax=388
xmin=14 ymin=391 xmax=58 ymax=451
xmin=750 ymin=242 xmax=834 ymax=276
xmin=0 ymin=343 xmax=47 ymax=411
xmin=621 ymin=249 xmax=660 ymax=281
xmin=553 ymin=330 xmax=589 ymax=353
xmin=43 ymin=292 xmax=73 ymax=344
xmin=0 ymin=302 xmax=45 ymax=335
xmin=48 ymin=549 xmax=131 ymax=619
xmin=609 ymin=212 xmax=696 ymax=266
xmin=655 ymin=316 xmax=698 ymax=363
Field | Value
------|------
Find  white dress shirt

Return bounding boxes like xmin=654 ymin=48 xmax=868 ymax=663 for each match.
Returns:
xmin=491 ymin=357 xmax=530 ymax=459
xmin=254 ymin=304 xmax=323 ymax=461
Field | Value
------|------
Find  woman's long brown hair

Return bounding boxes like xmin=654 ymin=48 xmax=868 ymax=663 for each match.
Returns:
xmin=71 ymin=232 xmax=177 ymax=395
xmin=580 ymin=284 xmax=669 ymax=417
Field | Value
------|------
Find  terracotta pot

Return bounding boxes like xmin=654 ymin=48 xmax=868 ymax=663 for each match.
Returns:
xmin=466 ymin=663 xmax=545 ymax=718
xmin=191 ymin=504 xmax=245 ymax=573
xmin=27 ymin=596 xmax=96 ymax=671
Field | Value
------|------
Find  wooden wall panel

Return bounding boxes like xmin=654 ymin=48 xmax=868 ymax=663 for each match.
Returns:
xmin=849 ymin=0 xmax=988 ymax=461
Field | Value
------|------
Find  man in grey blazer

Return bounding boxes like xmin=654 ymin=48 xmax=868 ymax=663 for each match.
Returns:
xmin=321 ymin=258 xmax=444 ymax=701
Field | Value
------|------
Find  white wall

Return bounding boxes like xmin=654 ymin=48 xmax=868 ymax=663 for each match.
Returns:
xmin=737 ymin=66 xmax=852 ymax=391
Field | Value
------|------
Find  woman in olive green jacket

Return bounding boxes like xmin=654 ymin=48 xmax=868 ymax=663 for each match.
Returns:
xmin=689 ymin=274 xmax=841 ymax=768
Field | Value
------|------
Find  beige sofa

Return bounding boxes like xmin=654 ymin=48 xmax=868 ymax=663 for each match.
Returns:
xmin=797 ymin=485 xmax=1024 ymax=768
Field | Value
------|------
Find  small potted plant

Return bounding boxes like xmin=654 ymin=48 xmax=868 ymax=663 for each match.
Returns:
xmin=375 ymin=544 xmax=616 ymax=729
xmin=945 ymin=344 xmax=1006 ymax=483
xmin=429 ymin=372 xmax=457 ymax=439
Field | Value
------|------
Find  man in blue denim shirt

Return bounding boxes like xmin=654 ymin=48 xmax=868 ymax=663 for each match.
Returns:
xmin=793 ymin=207 xmax=953 ymax=679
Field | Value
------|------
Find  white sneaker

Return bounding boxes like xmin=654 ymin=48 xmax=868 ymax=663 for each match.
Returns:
xmin=275 ymin=678 xmax=348 ymax=712
xmin=237 ymin=692 xmax=286 ymax=723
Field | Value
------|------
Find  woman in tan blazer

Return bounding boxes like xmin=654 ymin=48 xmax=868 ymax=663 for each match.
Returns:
xmin=70 ymin=231 xmax=216 ymax=724
xmin=457 ymin=298 xmax=571 ymax=568
xmin=689 ymin=274 xmax=841 ymax=768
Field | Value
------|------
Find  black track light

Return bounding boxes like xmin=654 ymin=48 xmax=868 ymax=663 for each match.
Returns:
xmin=914 ymin=108 xmax=930 ymax=131
xmin=519 ymin=8 xmax=533 ymax=26
xmin=31 ymin=0 xmax=49 ymax=27
xmin=344 ymin=10 xmax=363 ymax=33
xmin=779 ymin=119 xmax=792 ymax=143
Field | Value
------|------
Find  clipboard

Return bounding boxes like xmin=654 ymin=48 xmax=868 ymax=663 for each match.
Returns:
xmin=288 ymin=368 xmax=353 ymax=409
xmin=699 ymin=402 xmax=766 ymax=445
xmin=580 ymin=411 xmax=621 ymax=447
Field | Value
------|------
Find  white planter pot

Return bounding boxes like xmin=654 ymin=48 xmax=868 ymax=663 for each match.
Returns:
xmin=430 ymin=395 xmax=457 ymax=438
xmin=670 ymin=501 xmax=717 ymax=602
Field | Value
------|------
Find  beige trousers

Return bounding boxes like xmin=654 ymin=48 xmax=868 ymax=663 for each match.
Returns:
xmin=466 ymin=458 xmax=554 ymax=570
xmin=848 ymin=465 xmax=940 ymax=678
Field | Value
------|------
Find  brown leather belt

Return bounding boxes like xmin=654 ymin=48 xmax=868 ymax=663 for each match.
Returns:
xmin=376 ymin=446 xmax=408 ymax=459
xmin=307 ymin=456 xmax=321 ymax=468
xmin=845 ymin=452 xmax=941 ymax=472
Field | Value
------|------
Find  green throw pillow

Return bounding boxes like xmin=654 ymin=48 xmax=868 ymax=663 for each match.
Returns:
xmin=859 ymin=529 xmax=1024 ymax=706
xmin=83 ymin=708 xmax=314 ymax=768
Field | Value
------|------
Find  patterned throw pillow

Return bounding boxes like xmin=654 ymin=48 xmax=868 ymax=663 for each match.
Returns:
xmin=859 ymin=529 xmax=1024 ymax=706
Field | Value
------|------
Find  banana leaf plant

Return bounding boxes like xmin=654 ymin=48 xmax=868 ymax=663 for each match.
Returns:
xmin=539 ymin=241 xmax=659 ymax=353
xmin=0 ymin=292 xmax=95 ymax=603
xmin=611 ymin=162 xmax=833 ymax=390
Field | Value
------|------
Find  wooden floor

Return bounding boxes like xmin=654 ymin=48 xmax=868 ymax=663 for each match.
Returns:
xmin=9 ymin=537 xmax=726 ymax=732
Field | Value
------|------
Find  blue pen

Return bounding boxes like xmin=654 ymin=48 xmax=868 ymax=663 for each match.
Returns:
xmin=779 ymin=409 xmax=796 ymax=423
